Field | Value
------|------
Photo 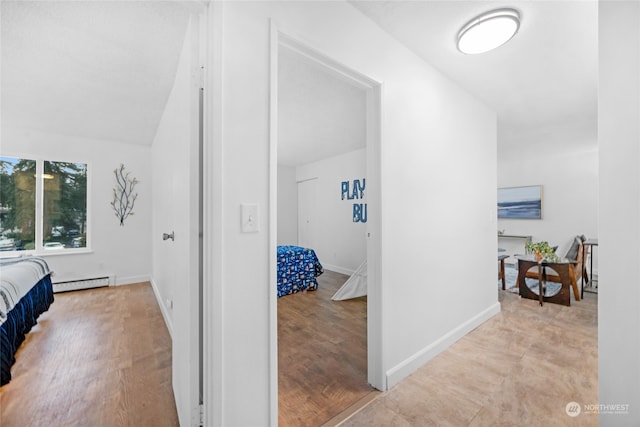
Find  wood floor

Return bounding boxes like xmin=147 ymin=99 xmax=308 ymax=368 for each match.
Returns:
xmin=1 ymin=275 xmax=598 ymax=427
xmin=342 ymin=288 xmax=599 ymax=427
xmin=278 ymin=270 xmax=374 ymax=427
xmin=0 ymin=282 xmax=178 ymax=427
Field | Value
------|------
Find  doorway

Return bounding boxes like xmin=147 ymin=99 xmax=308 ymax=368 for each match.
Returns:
xmin=270 ymin=27 xmax=383 ymax=425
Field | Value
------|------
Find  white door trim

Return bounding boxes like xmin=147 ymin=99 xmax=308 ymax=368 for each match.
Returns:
xmin=202 ymin=2 xmax=224 ymax=426
xmin=269 ymin=21 xmax=385 ymax=424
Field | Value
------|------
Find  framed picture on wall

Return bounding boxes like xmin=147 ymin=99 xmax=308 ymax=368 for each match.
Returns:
xmin=497 ymin=185 xmax=542 ymax=219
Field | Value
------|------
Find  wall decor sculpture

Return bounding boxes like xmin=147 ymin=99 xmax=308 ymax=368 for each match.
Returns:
xmin=111 ymin=164 xmax=139 ymax=226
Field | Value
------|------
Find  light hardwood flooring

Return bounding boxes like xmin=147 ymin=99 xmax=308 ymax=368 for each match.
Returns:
xmin=1 ymin=276 xmax=598 ymax=427
xmin=342 ymin=288 xmax=599 ymax=427
xmin=0 ymin=282 xmax=178 ymax=427
xmin=278 ymin=270 xmax=375 ymax=427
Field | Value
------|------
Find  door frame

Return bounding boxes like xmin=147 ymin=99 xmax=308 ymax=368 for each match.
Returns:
xmin=202 ymin=2 xmax=224 ymax=426
xmin=269 ymin=23 xmax=384 ymax=423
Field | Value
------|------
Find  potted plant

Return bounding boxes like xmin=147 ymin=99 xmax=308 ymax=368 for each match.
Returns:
xmin=525 ymin=240 xmax=559 ymax=262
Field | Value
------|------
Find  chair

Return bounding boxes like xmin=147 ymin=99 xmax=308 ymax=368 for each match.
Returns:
xmin=564 ymin=235 xmax=588 ymax=284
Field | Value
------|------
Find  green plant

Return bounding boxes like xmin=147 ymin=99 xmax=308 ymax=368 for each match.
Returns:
xmin=525 ymin=240 xmax=559 ymax=262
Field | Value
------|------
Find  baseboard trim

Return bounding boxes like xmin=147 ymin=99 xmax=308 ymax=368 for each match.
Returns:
xmin=150 ymin=277 xmax=174 ymax=339
xmin=323 ymin=263 xmax=355 ymax=276
xmin=114 ymin=274 xmax=151 ymax=286
xmin=385 ymin=302 xmax=501 ymax=389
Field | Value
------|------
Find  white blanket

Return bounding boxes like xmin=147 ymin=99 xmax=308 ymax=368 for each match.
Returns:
xmin=332 ymin=260 xmax=367 ymax=300
xmin=0 ymin=257 xmax=52 ymax=326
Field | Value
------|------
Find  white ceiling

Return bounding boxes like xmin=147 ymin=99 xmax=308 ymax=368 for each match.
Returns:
xmin=1 ymin=1 xmax=196 ymax=145
xmin=1 ymin=1 xmax=598 ymax=161
xmin=281 ymin=0 xmax=599 ymax=166
xmin=350 ymin=1 xmax=598 ymax=152
xmin=278 ymin=45 xmax=367 ymax=167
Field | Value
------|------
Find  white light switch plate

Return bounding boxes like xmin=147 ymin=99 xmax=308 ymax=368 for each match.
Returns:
xmin=241 ymin=203 xmax=259 ymax=233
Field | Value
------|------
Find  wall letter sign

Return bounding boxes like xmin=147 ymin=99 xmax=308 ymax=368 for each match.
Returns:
xmin=341 ymin=179 xmax=367 ymax=223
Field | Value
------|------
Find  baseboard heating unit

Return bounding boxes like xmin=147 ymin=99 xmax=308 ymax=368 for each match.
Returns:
xmin=53 ymin=276 xmax=113 ymax=293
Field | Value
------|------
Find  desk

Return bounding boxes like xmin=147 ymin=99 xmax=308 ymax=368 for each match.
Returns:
xmin=581 ymin=239 xmax=598 ymax=298
xmin=498 ymin=234 xmax=532 ymax=265
xmin=497 ymin=234 xmax=532 ymax=242
xmin=517 ymin=257 xmax=580 ymax=306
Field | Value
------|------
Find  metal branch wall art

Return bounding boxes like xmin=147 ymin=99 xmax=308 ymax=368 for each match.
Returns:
xmin=111 ymin=164 xmax=139 ymax=226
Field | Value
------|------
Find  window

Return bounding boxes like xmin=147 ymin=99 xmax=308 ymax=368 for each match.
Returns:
xmin=0 ymin=156 xmax=88 ymax=253
xmin=0 ymin=158 xmax=35 ymax=251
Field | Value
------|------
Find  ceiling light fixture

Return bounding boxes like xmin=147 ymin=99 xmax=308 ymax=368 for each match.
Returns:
xmin=457 ymin=8 xmax=520 ymax=54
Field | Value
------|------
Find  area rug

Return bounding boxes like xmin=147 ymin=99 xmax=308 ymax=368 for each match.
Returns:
xmin=500 ymin=266 xmax=562 ymax=296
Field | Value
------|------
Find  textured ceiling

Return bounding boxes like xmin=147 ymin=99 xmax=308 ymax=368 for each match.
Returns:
xmin=1 ymin=1 xmax=195 ymax=145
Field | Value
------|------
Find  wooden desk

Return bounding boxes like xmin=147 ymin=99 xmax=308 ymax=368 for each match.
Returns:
xmin=517 ymin=257 xmax=580 ymax=306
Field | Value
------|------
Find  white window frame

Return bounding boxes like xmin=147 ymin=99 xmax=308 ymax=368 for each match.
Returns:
xmin=0 ymin=155 xmax=91 ymax=257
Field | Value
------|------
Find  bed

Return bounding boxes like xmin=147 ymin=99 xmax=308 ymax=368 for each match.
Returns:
xmin=277 ymin=245 xmax=324 ymax=297
xmin=1 ymin=257 xmax=54 ymax=385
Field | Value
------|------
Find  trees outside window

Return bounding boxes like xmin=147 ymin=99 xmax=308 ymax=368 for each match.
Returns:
xmin=0 ymin=158 xmax=35 ymax=251
xmin=0 ymin=157 xmax=88 ymax=252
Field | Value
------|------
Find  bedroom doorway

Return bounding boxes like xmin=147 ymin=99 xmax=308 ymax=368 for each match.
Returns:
xmin=270 ymin=28 xmax=383 ymax=425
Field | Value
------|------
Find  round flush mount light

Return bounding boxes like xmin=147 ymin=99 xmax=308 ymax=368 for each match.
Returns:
xmin=457 ymin=8 xmax=520 ymax=54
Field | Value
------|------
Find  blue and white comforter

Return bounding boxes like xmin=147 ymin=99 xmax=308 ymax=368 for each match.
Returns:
xmin=277 ymin=246 xmax=323 ymax=297
xmin=0 ymin=257 xmax=52 ymax=326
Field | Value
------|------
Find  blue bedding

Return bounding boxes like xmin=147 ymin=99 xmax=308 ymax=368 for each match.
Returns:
xmin=277 ymin=246 xmax=324 ymax=297
xmin=1 ymin=258 xmax=54 ymax=386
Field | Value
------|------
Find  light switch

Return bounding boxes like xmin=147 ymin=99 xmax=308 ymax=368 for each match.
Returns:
xmin=241 ymin=203 xmax=259 ymax=233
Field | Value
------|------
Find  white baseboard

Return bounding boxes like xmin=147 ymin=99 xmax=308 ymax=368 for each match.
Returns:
xmin=150 ymin=277 xmax=174 ymax=339
xmin=323 ymin=263 xmax=355 ymax=276
xmin=114 ymin=274 xmax=151 ymax=286
xmin=385 ymin=302 xmax=501 ymax=389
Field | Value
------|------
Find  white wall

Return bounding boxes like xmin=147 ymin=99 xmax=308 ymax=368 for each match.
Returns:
xmin=498 ymin=133 xmax=598 ymax=265
xmin=0 ymin=127 xmax=152 ymax=284
xmin=296 ymin=148 xmax=366 ymax=274
xmin=276 ymin=165 xmax=297 ymax=245
xmin=598 ymin=1 xmax=640 ymax=425
xmin=211 ymin=2 xmax=497 ymax=424
xmin=150 ymin=17 xmax=200 ymax=427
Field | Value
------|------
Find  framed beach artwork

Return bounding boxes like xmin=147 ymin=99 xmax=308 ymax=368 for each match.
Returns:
xmin=497 ymin=185 xmax=542 ymax=219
